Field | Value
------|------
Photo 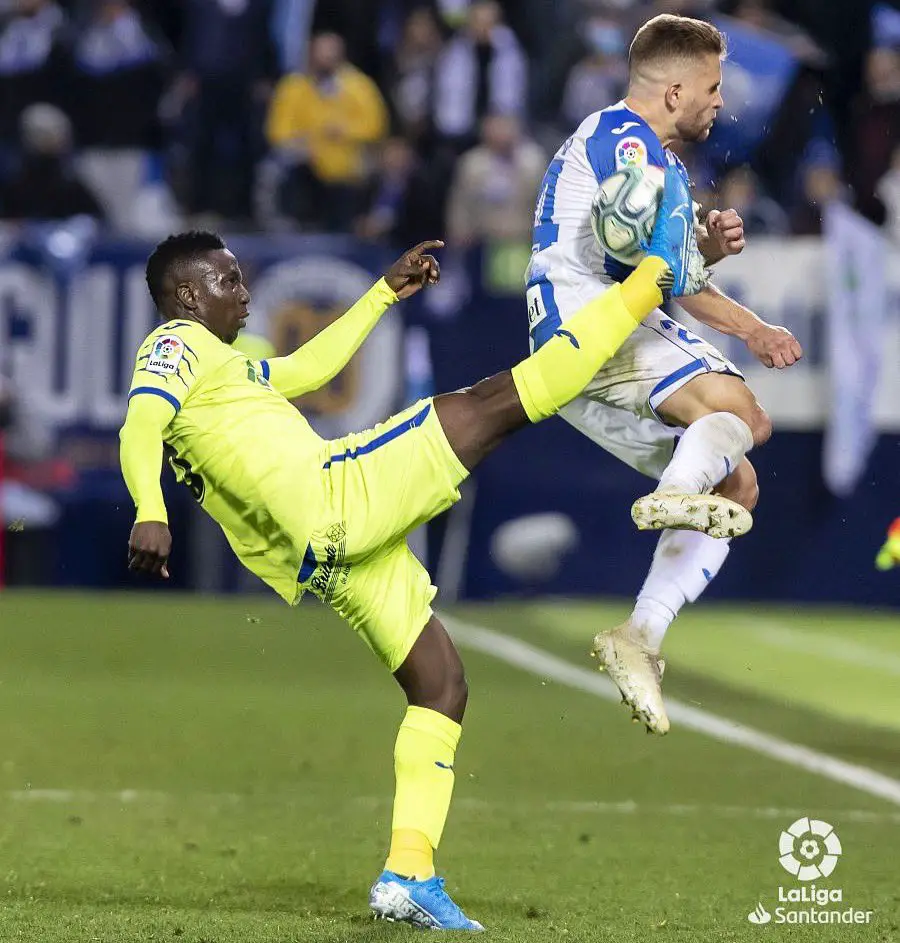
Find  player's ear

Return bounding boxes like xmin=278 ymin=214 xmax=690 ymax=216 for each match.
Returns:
xmin=176 ymin=281 xmax=197 ymax=311
xmin=665 ymin=83 xmax=681 ymax=112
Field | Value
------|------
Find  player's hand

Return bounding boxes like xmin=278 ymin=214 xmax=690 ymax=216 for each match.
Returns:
xmin=385 ymin=240 xmax=443 ymax=299
xmin=745 ymin=322 xmax=803 ymax=369
xmin=706 ymin=209 xmax=745 ymax=256
xmin=128 ymin=521 xmax=172 ymax=579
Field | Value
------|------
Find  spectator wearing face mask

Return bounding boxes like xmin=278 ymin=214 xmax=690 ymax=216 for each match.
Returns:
xmin=535 ymin=8 xmax=629 ymax=138
xmin=560 ymin=16 xmax=628 ymax=128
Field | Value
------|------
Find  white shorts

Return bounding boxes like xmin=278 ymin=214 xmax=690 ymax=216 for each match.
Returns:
xmin=526 ymin=276 xmax=743 ymax=480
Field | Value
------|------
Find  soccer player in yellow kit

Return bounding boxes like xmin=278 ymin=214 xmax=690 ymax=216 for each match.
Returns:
xmin=120 ymin=166 xmax=695 ymax=930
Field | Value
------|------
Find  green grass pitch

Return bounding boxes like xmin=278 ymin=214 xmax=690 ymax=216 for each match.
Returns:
xmin=0 ymin=591 xmax=897 ymax=941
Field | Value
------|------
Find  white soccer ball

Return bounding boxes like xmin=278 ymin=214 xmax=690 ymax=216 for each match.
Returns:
xmin=590 ymin=164 xmax=665 ymax=266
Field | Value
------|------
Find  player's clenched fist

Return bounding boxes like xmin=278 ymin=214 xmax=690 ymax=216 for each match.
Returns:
xmin=385 ymin=240 xmax=443 ymax=299
xmin=706 ymin=208 xmax=745 ymax=256
xmin=745 ymin=322 xmax=803 ymax=369
xmin=128 ymin=521 xmax=172 ymax=579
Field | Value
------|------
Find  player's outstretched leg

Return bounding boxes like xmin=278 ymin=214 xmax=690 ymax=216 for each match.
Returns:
xmin=432 ymin=165 xmax=692 ymax=473
xmin=369 ymin=617 xmax=483 ymax=932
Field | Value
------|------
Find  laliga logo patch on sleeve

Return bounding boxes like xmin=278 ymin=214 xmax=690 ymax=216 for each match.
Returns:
xmin=615 ymin=137 xmax=648 ymax=169
xmin=147 ymin=335 xmax=185 ymax=375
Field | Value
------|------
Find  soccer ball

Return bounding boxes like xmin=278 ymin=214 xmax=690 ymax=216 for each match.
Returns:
xmin=590 ymin=164 xmax=665 ymax=266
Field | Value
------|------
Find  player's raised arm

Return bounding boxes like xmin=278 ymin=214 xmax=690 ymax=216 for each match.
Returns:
xmin=119 ymin=392 xmax=175 ymax=579
xmin=263 ymin=241 xmax=443 ymax=398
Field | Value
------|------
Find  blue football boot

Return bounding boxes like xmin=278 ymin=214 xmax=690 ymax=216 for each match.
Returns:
xmin=643 ymin=163 xmax=706 ymax=298
xmin=369 ymin=870 xmax=484 ymax=931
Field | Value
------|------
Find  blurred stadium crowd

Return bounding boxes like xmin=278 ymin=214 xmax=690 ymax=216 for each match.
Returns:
xmin=1 ymin=0 xmax=900 ymax=246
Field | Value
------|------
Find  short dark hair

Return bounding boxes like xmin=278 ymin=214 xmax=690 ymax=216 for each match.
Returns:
xmin=629 ymin=14 xmax=726 ymax=75
xmin=145 ymin=230 xmax=226 ymax=311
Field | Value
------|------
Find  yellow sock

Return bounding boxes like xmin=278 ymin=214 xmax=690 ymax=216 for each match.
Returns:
xmin=385 ymin=706 xmax=461 ymax=880
xmin=512 ymin=256 xmax=667 ymax=423
xmin=386 ymin=828 xmax=434 ymax=881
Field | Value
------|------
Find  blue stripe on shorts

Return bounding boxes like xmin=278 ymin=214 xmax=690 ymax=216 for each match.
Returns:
xmin=322 ymin=402 xmax=432 ymax=470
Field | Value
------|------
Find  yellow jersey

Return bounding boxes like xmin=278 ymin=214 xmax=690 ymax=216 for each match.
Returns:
xmin=122 ymin=278 xmax=398 ymax=603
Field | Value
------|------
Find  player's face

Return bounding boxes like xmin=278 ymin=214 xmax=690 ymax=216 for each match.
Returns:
xmin=198 ymin=250 xmax=252 ymax=345
xmin=672 ymin=54 xmax=723 ymax=143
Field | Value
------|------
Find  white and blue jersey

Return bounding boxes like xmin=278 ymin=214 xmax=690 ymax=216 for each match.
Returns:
xmin=526 ymin=101 xmax=691 ymax=350
xmin=522 ymin=100 xmax=742 ymax=481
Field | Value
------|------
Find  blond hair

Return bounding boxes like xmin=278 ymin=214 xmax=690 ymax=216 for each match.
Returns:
xmin=629 ymin=14 xmax=726 ymax=77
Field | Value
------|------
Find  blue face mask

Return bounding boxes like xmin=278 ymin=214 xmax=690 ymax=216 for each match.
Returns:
xmin=584 ymin=23 xmax=625 ymax=56
xmin=585 ymin=22 xmax=625 ymax=57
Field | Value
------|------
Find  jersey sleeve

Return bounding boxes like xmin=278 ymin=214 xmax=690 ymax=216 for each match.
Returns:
xmin=119 ymin=392 xmax=172 ymax=523
xmin=584 ymin=114 xmax=667 ymax=185
xmin=262 ymin=278 xmax=397 ymax=400
xmin=128 ymin=328 xmax=203 ymax=413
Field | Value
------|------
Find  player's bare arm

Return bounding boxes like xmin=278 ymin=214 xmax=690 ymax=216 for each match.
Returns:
xmin=697 ymin=207 xmax=745 ymax=265
xmin=678 ymin=283 xmax=803 ymax=369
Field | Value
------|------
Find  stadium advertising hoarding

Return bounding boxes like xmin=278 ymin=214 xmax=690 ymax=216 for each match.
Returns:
xmin=1 ymin=234 xmax=898 ymax=604
xmin=2 ymin=236 xmax=900 ymax=450
xmin=0 ymin=235 xmax=405 ymax=466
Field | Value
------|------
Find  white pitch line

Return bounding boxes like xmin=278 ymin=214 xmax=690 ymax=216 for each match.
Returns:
xmin=442 ymin=615 xmax=900 ymax=808
xmin=6 ymin=789 xmax=241 ymax=804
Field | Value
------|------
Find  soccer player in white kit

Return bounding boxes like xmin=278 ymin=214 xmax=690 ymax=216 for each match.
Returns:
xmin=526 ymin=14 xmax=803 ymax=734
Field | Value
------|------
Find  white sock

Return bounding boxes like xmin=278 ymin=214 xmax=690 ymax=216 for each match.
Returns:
xmin=657 ymin=412 xmax=754 ymax=494
xmin=630 ymin=529 xmax=731 ymax=650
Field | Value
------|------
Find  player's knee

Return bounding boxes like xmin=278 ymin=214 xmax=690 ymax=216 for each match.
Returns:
xmin=745 ymin=404 xmax=772 ymax=448
xmin=395 ymin=617 xmax=469 ymax=721
xmin=718 ymin=459 xmax=758 ymax=511
xmin=433 ymin=657 xmax=468 ymax=720
xmin=448 ymin=668 xmax=469 ymax=719
xmin=406 ymin=647 xmax=468 ymax=721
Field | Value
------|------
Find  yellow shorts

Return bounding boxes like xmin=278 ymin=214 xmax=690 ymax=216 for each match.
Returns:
xmin=298 ymin=399 xmax=468 ymax=671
